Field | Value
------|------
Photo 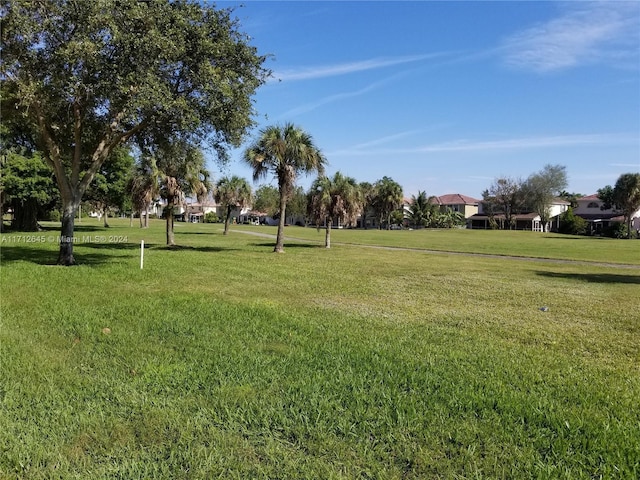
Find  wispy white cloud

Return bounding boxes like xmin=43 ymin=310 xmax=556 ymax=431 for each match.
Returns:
xmin=347 ymin=130 xmax=425 ymax=150
xmin=502 ymin=2 xmax=640 ymax=72
xmin=271 ymin=52 xmax=450 ymax=82
xmin=331 ymin=133 xmax=637 ymax=156
xmin=276 ymin=73 xmax=404 ymax=118
xmin=413 ymin=133 xmax=637 ymax=153
xmin=610 ymin=163 xmax=640 ymax=168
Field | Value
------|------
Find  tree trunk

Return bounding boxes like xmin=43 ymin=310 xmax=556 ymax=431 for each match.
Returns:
xmin=58 ymin=201 xmax=78 ymax=265
xmin=274 ymin=191 xmax=287 ymax=253
xmin=103 ymin=205 xmax=109 ymax=227
xmin=130 ymin=212 xmax=133 ymax=227
xmin=166 ymin=202 xmax=175 ymax=246
xmin=224 ymin=205 xmax=231 ymax=235
xmin=325 ymin=219 xmax=332 ymax=248
xmin=144 ymin=207 xmax=149 ymax=228
xmin=11 ymin=199 xmax=40 ymax=231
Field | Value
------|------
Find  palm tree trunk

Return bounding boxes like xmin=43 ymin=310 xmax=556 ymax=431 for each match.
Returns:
xmin=274 ymin=190 xmax=287 ymax=253
xmin=325 ymin=219 xmax=332 ymax=248
xmin=103 ymin=205 xmax=109 ymax=228
xmin=166 ymin=201 xmax=175 ymax=246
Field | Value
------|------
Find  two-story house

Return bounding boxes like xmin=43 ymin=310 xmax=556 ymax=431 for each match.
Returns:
xmin=429 ymin=194 xmax=480 ymax=219
xmin=573 ymin=194 xmax=640 ymax=235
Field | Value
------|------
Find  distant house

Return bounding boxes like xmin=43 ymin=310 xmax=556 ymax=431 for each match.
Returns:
xmin=468 ymin=198 xmax=570 ymax=231
xmin=573 ymin=194 xmax=640 ymax=235
xmin=184 ymin=201 xmax=219 ymax=222
xmin=429 ymin=194 xmax=480 ymax=219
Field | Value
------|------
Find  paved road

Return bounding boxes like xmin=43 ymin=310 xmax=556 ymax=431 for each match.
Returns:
xmin=229 ymin=229 xmax=640 ymax=270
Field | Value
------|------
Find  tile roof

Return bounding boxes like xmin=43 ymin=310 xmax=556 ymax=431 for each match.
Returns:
xmin=430 ymin=194 xmax=481 ymax=205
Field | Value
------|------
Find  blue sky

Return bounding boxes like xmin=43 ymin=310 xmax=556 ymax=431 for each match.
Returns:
xmin=213 ymin=0 xmax=640 ymax=199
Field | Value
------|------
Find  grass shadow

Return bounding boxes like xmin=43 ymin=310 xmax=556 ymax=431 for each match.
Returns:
xmin=536 ymin=271 xmax=640 ymax=284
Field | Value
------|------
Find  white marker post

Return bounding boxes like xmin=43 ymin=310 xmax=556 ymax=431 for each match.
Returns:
xmin=140 ymin=240 xmax=144 ymax=269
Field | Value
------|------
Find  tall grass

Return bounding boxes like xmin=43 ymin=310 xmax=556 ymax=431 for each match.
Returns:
xmin=1 ymin=219 xmax=638 ymax=479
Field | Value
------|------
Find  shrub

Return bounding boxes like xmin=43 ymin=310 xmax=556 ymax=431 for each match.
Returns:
xmin=204 ymin=211 xmax=218 ymax=223
xmin=558 ymin=208 xmax=587 ymax=235
xmin=603 ymin=223 xmax=628 ymax=239
xmin=47 ymin=210 xmax=61 ymax=222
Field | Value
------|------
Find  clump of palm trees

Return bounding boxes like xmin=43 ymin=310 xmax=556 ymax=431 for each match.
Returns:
xmin=407 ymin=191 xmax=465 ymax=229
xmin=307 ymin=172 xmax=362 ymax=248
xmin=129 ymin=141 xmax=211 ymax=246
xmin=215 ymin=176 xmax=252 ymax=235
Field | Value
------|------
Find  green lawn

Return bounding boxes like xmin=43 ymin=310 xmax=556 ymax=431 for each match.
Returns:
xmin=1 ymin=219 xmax=639 ymax=479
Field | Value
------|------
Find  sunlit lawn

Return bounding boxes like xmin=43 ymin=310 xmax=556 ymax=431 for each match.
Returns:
xmin=1 ymin=218 xmax=638 ymax=478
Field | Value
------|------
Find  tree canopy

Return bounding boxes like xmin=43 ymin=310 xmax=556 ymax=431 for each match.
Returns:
xmin=1 ymin=0 xmax=269 ymax=264
xmin=523 ymin=164 xmax=567 ymax=232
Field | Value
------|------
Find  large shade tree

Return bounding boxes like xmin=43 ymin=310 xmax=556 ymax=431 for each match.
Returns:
xmin=244 ymin=123 xmax=326 ymax=253
xmin=598 ymin=173 xmax=640 ymax=239
xmin=0 ymin=150 xmax=58 ymax=231
xmin=215 ymin=175 xmax=252 ymax=235
xmin=308 ymin=172 xmax=362 ymax=248
xmin=2 ymin=0 xmax=268 ymax=264
xmin=253 ymin=184 xmax=280 ymax=218
xmin=484 ymin=177 xmax=525 ymax=230
xmin=523 ymin=164 xmax=567 ymax=232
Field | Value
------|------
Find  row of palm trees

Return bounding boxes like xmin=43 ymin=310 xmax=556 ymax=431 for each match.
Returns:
xmin=131 ymin=123 xmax=450 ymax=251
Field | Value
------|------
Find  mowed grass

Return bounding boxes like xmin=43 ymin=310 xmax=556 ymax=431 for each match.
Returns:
xmin=229 ymin=223 xmax=640 ymax=265
xmin=1 ymin=219 xmax=639 ymax=479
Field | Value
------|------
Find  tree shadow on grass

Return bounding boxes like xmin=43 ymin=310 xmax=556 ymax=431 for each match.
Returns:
xmin=80 ymin=242 xmax=159 ymax=251
xmin=536 ymin=271 xmax=640 ymax=284
xmin=153 ymin=245 xmax=240 ymax=253
xmin=0 ymin=245 xmax=115 ymax=266
xmin=251 ymin=242 xmax=322 ymax=249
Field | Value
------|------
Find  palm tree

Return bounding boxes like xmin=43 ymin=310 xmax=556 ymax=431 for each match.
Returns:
xmin=128 ymin=155 xmax=160 ymax=228
xmin=215 ymin=176 xmax=252 ymax=235
xmin=244 ymin=123 xmax=326 ymax=253
xmin=308 ymin=172 xmax=362 ymax=248
xmin=153 ymin=142 xmax=212 ymax=246
xmin=358 ymin=181 xmax=375 ymax=229
xmin=372 ymin=176 xmax=403 ymax=230
xmin=408 ymin=190 xmax=436 ymax=228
